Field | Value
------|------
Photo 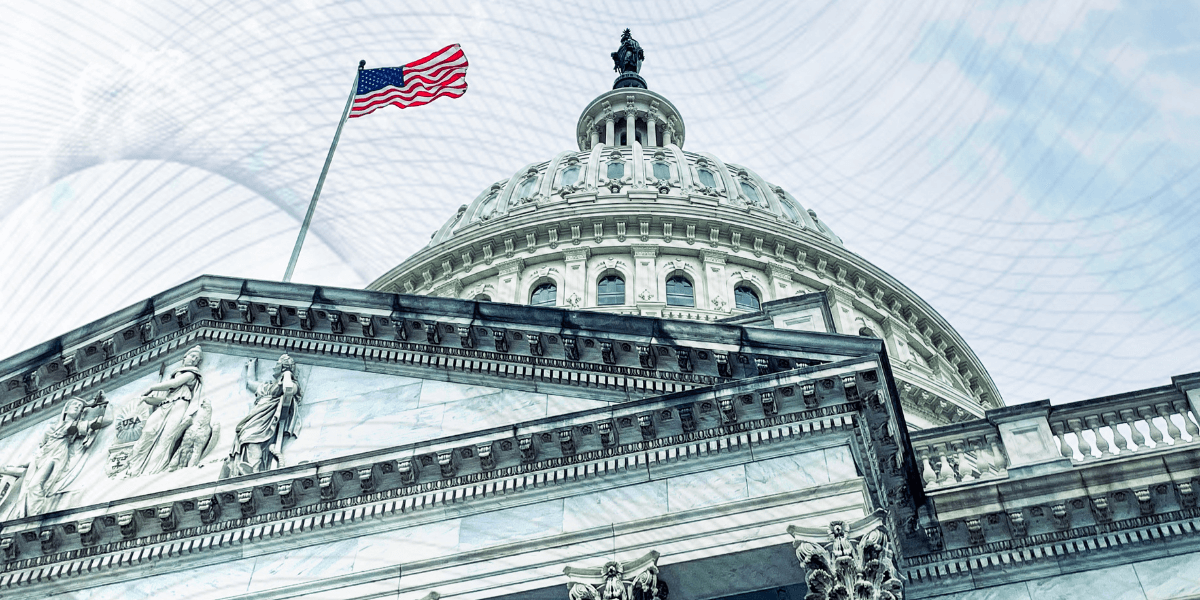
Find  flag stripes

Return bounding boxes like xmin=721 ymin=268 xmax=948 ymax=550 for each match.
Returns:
xmin=350 ymin=45 xmax=468 ymax=118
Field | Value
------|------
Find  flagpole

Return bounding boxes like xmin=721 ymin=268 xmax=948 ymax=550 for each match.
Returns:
xmin=283 ymin=60 xmax=366 ymax=283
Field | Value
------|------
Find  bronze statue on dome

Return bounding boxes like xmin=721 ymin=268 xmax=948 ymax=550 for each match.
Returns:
xmin=611 ymin=29 xmax=644 ymax=74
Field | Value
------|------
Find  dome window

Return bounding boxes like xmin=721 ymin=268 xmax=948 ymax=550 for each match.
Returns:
xmin=560 ymin=166 xmax=580 ymax=187
xmin=477 ymin=191 xmax=500 ymax=220
xmin=734 ymin=286 xmax=760 ymax=311
xmin=597 ymin=275 xmax=625 ymax=306
xmin=530 ymin=283 xmax=557 ymax=307
xmin=697 ymin=168 xmax=717 ymax=189
xmin=515 ymin=177 xmax=538 ymax=202
xmin=666 ymin=276 xmax=694 ymax=307
xmin=607 ymin=162 xmax=625 ymax=180
xmin=780 ymin=198 xmax=802 ymax=223
xmin=652 ymin=161 xmax=670 ymax=181
xmin=740 ymin=181 xmax=764 ymax=207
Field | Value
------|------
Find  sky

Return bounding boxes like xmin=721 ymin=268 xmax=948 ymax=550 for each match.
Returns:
xmin=0 ymin=0 xmax=1196 ymax=406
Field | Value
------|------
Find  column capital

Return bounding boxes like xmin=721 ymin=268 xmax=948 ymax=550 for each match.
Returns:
xmin=497 ymin=258 xmax=525 ymax=276
xmin=700 ymin=249 xmax=727 ymax=265
xmin=631 ymin=244 xmax=659 ymax=258
xmin=563 ymin=247 xmax=590 ymax=262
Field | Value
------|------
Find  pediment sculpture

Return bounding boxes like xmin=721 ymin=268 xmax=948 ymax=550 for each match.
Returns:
xmin=107 ymin=345 xmax=219 ymax=479
xmin=220 ymin=354 xmax=302 ymax=479
xmin=0 ymin=391 xmax=111 ymax=518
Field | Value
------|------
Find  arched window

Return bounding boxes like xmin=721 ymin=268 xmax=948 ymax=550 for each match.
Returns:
xmin=697 ymin=168 xmax=717 ymax=188
xmin=666 ymin=276 xmax=694 ymax=307
xmin=477 ymin=191 xmax=499 ymax=219
xmin=474 ymin=294 xmax=492 ymax=302
xmin=560 ymin=166 xmax=580 ymax=187
xmin=734 ymin=285 xmax=760 ymax=311
xmin=530 ymin=282 xmax=557 ymax=307
xmin=607 ymin=162 xmax=625 ymax=179
xmin=780 ymin=198 xmax=802 ymax=223
xmin=740 ymin=181 xmax=764 ymax=207
xmin=597 ymin=275 xmax=625 ymax=306
xmin=652 ymin=162 xmax=670 ymax=180
xmin=515 ymin=177 xmax=538 ymax=201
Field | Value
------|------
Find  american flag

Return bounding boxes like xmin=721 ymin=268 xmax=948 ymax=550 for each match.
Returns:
xmin=349 ymin=45 xmax=468 ymax=118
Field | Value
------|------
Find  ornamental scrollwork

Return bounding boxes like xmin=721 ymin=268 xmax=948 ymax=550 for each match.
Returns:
xmin=564 ymin=550 xmax=667 ymax=600
xmin=788 ymin=511 xmax=903 ymax=600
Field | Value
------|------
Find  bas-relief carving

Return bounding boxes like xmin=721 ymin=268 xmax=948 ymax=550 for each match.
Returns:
xmin=0 ymin=392 xmax=111 ymax=518
xmin=116 ymin=345 xmax=209 ymax=478
xmin=219 ymin=355 xmax=301 ymax=479
xmin=566 ymin=551 xmax=667 ymax=600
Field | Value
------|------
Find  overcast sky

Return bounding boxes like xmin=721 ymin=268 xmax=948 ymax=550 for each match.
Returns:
xmin=0 ymin=0 xmax=1196 ymax=406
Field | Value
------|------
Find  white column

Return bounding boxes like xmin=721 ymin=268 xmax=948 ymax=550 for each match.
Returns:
xmin=563 ymin=247 xmax=590 ymax=308
xmin=590 ymin=127 xmax=599 ymax=149
xmin=625 ymin=112 xmax=636 ymax=146
xmin=632 ymin=245 xmax=659 ymax=303
xmin=663 ymin=124 xmax=673 ymax=146
xmin=496 ymin=259 xmax=524 ymax=304
xmin=646 ymin=116 xmax=656 ymax=148
xmin=701 ymin=250 xmax=728 ymax=313
xmin=605 ymin=115 xmax=615 ymax=146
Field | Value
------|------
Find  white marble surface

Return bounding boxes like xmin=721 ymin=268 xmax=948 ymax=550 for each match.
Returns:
xmin=47 ymin=553 xmax=257 ymax=599
xmin=1133 ymin=550 xmax=1200 ymax=600
xmin=1026 ymin=564 xmax=1146 ymax=600
xmin=246 ymin=537 xmax=359 ymax=593
xmin=563 ymin=480 xmax=669 ymax=532
xmin=824 ymin=445 xmax=858 ymax=482
xmin=743 ymin=450 xmax=828 ymax=497
xmin=924 ymin=582 xmax=1034 ymax=600
xmin=667 ymin=464 xmax=748 ymax=512
xmin=458 ymin=500 xmax=565 ymax=552
xmin=440 ymin=390 xmax=547 ymax=437
xmin=352 ymin=518 xmax=463 ymax=572
xmin=303 ymin=365 xmax=422 ymax=405
xmin=418 ymin=379 xmax=503 ymax=406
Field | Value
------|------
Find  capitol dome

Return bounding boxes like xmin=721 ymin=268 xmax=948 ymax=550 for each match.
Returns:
xmin=369 ymin=31 xmax=1001 ymax=427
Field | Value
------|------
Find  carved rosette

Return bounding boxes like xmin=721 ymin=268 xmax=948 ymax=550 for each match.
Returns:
xmin=564 ymin=551 xmax=667 ymax=600
xmin=788 ymin=512 xmax=903 ymax=600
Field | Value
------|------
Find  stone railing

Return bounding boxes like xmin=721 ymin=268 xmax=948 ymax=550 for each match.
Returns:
xmin=1047 ymin=394 xmax=1199 ymax=463
xmin=914 ymin=384 xmax=1200 ymax=494
xmin=910 ymin=421 xmax=1008 ymax=490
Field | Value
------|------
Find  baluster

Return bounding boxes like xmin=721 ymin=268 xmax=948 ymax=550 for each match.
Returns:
xmin=1156 ymin=403 xmax=1181 ymax=443
xmin=1103 ymin=412 xmax=1129 ymax=452
xmin=1139 ymin=406 xmax=1164 ymax=445
xmin=952 ymin=441 xmax=977 ymax=482
xmin=1067 ymin=418 xmax=1095 ymax=459
xmin=1050 ymin=421 xmax=1073 ymax=459
xmin=971 ymin=436 xmax=993 ymax=477
xmin=934 ymin=443 xmax=955 ymax=484
xmin=1084 ymin=415 xmax=1110 ymax=455
xmin=1120 ymin=409 xmax=1146 ymax=449
xmin=988 ymin=434 xmax=1008 ymax=472
xmin=1173 ymin=400 xmax=1200 ymax=440
xmin=919 ymin=447 xmax=938 ymax=489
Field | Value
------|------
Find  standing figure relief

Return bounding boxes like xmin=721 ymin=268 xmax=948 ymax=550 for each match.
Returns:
xmin=220 ymin=354 xmax=302 ymax=480
xmin=107 ymin=345 xmax=220 ymax=479
xmin=0 ymin=391 xmax=111 ymax=518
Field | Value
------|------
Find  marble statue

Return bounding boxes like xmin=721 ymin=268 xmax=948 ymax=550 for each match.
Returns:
xmin=166 ymin=397 xmax=220 ymax=471
xmin=0 ymin=392 xmax=111 ymax=518
xmin=122 ymin=345 xmax=205 ymax=478
xmin=220 ymin=354 xmax=301 ymax=479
